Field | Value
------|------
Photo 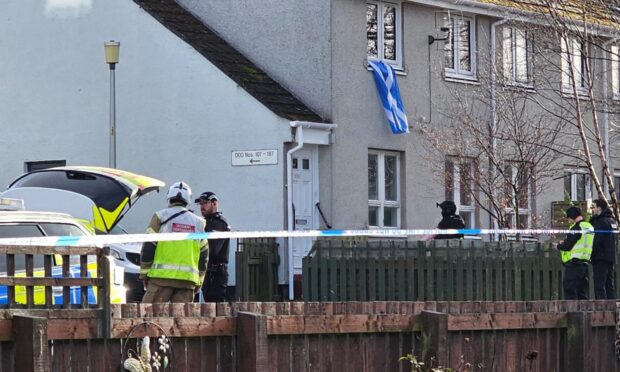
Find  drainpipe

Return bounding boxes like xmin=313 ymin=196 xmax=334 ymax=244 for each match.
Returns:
xmin=286 ymin=121 xmax=337 ymax=300
xmin=286 ymin=126 xmax=304 ymax=301
xmin=603 ymin=39 xmax=616 ymax=196
xmin=490 ymin=18 xmax=508 ymax=239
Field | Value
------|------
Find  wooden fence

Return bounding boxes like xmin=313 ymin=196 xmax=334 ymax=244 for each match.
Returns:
xmin=0 ymin=245 xmax=110 ymax=309
xmin=236 ymin=238 xmax=280 ymax=301
xmin=303 ymin=239 xmax=620 ymax=302
xmin=1 ymin=300 xmax=617 ymax=371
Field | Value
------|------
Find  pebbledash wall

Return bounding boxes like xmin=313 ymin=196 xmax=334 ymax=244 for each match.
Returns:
xmin=0 ymin=0 xmax=296 ymax=285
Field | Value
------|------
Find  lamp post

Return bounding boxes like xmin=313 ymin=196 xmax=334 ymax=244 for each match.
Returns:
xmin=104 ymin=41 xmax=120 ymax=168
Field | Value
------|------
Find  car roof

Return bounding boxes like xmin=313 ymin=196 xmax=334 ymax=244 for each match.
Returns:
xmin=0 ymin=211 xmax=85 ymax=225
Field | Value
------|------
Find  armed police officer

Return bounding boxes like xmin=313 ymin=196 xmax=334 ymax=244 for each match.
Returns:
xmin=556 ymin=206 xmax=593 ymax=300
xmin=195 ymin=191 xmax=231 ymax=302
xmin=434 ymin=200 xmax=466 ymax=239
xmin=140 ymin=182 xmax=209 ymax=303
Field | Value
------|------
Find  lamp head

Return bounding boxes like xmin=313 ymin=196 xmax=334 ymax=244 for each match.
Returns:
xmin=104 ymin=41 xmax=120 ymax=65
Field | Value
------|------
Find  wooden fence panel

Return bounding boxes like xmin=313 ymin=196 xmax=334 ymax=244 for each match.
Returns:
xmin=303 ymin=239 xmax=620 ymax=302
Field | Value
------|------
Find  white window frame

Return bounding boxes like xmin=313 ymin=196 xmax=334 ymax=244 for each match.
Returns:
xmin=561 ymin=36 xmax=588 ymax=95
xmin=613 ymin=171 xmax=620 ymax=200
xmin=503 ymin=163 xmax=533 ymax=229
xmin=366 ymin=1 xmax=403 ymax=69
xmin=564 ymin=169 xmax=592 ymax=201
xmin=502 ymin=26 xmax=533 ymax=87
xmin=444 ymin=14 xmax=477 ymax=80
xmin=368 ymin=150 xmax=401 ymax=228
xmin=611 ymin=44 xmax=620 ymax=100
xmin=447 ymin=157 xmax=475 ymax=228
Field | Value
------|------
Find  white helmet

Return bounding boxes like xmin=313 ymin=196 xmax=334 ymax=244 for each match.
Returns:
xmin=166 ymin=181 xmax=192 ymax=205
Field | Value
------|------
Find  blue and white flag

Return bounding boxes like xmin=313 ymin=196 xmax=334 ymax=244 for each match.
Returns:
xmin=368 ymin=60 xmax=409 ymax=134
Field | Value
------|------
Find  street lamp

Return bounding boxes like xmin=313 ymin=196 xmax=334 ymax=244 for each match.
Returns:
xmin=104 ymin=41 xmax=120 ymax=168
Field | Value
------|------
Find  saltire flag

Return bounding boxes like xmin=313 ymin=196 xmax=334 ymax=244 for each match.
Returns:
xmin=368 ymin=60 xmax=410 ymax=134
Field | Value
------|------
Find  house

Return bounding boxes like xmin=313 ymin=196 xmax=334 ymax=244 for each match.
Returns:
xmin=2 ymin=0 xmax=618 ymax=298
xmin=0 ymin=0 xmax=337 ymax=297
xmin=178 ymin=0 xmax=620 ymax=232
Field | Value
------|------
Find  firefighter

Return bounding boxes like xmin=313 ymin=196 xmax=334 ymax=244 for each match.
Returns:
xmin=556 ymin=206 xmax=593 ymax=300
xmin=140 ymin=182 xmax=209 ymax=303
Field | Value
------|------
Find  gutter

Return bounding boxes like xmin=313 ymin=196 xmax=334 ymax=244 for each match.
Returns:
xmin=286 ymin=121 xmax=337 ymax=300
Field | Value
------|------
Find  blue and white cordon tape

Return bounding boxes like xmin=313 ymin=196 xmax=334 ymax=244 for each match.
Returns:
xmin=0 ymin=227 xmax=615 ymax=247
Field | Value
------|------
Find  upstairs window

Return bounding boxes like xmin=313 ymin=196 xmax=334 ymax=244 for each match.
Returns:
xmin=368 ymin=150 xmax=401 ymax=227
xmin=366 ymin=1 xmax=402 ymax=68
xmin=445 ymin=157 xmax=475 ymax=228
xmin=444 ymin=15 xmax=476 ymax=80
xmin=502 ymin=27 xmax=533 ymax=85
xmin=561 ymin=36 xmax=588 ymax=94
xmin=611 ymin=44 xmax=620 ymax=99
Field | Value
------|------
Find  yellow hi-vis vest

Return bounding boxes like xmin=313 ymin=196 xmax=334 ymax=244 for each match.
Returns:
xmin=147 ymin=207 xmax=206 ymax=285
xmin=561 ymin=221 xmax=594 ymax=264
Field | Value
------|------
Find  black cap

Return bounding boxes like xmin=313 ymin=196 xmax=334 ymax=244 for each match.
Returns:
xmin=566 ymin=206 xmax=582 ymax=220
xmin=195 ymin=191 xmax=218 ymax=203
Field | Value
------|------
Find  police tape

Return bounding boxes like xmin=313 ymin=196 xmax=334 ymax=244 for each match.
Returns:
xmin=0 ymin=227 xmax=615 ymax=247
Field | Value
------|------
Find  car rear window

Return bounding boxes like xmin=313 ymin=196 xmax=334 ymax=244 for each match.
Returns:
xmin=0 ymin=224 xmax=44 ymax=238
xmin=39 ymin=223 xmax=86 ymax=237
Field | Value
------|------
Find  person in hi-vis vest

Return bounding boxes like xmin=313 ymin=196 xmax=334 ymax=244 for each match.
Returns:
xmin=140 ymin=182 xmax=209 ymax=303
xmin=556 ymin=206 xmax=593 ymax=300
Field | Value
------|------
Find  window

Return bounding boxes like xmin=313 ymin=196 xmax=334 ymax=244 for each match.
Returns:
xmin=444 ymin=15 xmax=476 ymax=79
xmin=25 ymin=160 xmax=66 ymax=172
xmin=502 ymin=27 xmax=533 ymax=85
xmin=503 ymin=163 xmax=533 ymax=229
xmin=561 ymin=36 xmax=588 ymax=93
xmin=366 ymin=1 xmax=402 ymax=67
xmin=563 ymin=169 xmax=591 ymax=201
xmin=614 ymin=173 xmax=620 ymax=200
xmin=368 ymin=150 xmax=401 ymax=227
xmin=445 ymin=157 xmax=475 ymax=228
xmin=611 ymin=44 xmax=620 ymax=99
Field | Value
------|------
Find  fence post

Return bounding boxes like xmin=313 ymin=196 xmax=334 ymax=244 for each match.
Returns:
xmin=237 ymin=311 xmax=268 ymax=372
xmin=420 ymin=310 xmax=448 ymax=368
xmin=13 ymin=315 xmax=49 ymax=372
xmin=563 ymin=311 xmax=590 ymax=372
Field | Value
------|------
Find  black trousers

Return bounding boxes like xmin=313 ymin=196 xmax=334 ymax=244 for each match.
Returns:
xmin=201 ymin=264 xmax=228 ymax=302
xmin=592 ymin=260 xmax=616 ymax=299
xmin=563 ymin=261 xmax=589 ymax=300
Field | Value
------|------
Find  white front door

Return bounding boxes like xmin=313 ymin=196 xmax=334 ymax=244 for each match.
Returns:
xmin=291 ymin=146 xmax=318 ymax=273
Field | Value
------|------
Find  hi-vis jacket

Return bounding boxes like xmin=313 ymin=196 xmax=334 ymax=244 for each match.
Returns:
xmin=560 ymin=221 xmax=594 ymax=264
xmin=141 ymin=205 xmax=208 ymax=286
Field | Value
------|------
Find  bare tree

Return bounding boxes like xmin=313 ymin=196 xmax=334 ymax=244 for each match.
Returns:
xmin=421 ymin=71 xmax=564 ymax=238
xmin=513 ymin=0 xmax=620 ymax=219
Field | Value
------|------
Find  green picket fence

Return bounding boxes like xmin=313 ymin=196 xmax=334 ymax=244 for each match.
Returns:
xmin=302 ymin=239 xmax=619 ymax=301
xmin=235 ymin=238 xmax=281 ymax=301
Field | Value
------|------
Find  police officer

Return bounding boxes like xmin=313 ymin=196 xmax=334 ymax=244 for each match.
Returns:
xmin=434 ymin=200 xmax=466 ymax=239
xmin=140 ymin=182 xmax=209 ymax=303
xmin=590 ymin=198 xmax=617 ymax=299
xmin=195 ymin=191 xmax=231 ymax=302
xmin=557 ymin=206 xmax=593 ymax=300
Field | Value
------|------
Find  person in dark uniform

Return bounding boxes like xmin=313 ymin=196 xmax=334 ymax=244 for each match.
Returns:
xmin=434 ymin=200 xmax=466 ymax=239
xmin=590 ymin=198 xmax=617 ymax=299
xmin=556 ymin=206 xmax=593 ymax=300
xmin=195 ymin=192 xmax=231 ymax=302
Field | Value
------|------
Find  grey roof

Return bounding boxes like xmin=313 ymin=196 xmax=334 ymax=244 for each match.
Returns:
xmin=133 ymin=0 xmax=324 ymax=122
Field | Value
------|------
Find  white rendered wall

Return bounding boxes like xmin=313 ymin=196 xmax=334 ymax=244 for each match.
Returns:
xmin=0 ymin=0 xmax=294 ymax=285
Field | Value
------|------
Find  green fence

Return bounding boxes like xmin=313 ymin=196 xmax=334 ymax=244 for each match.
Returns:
xmin=235 ymin=238 xmax=281 ymax=301
xmin=302 ymin=239 xmax=619 ymax=302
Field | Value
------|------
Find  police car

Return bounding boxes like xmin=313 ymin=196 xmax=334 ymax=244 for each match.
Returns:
xmin=0 ymin=198 xmax=125 ymax=305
